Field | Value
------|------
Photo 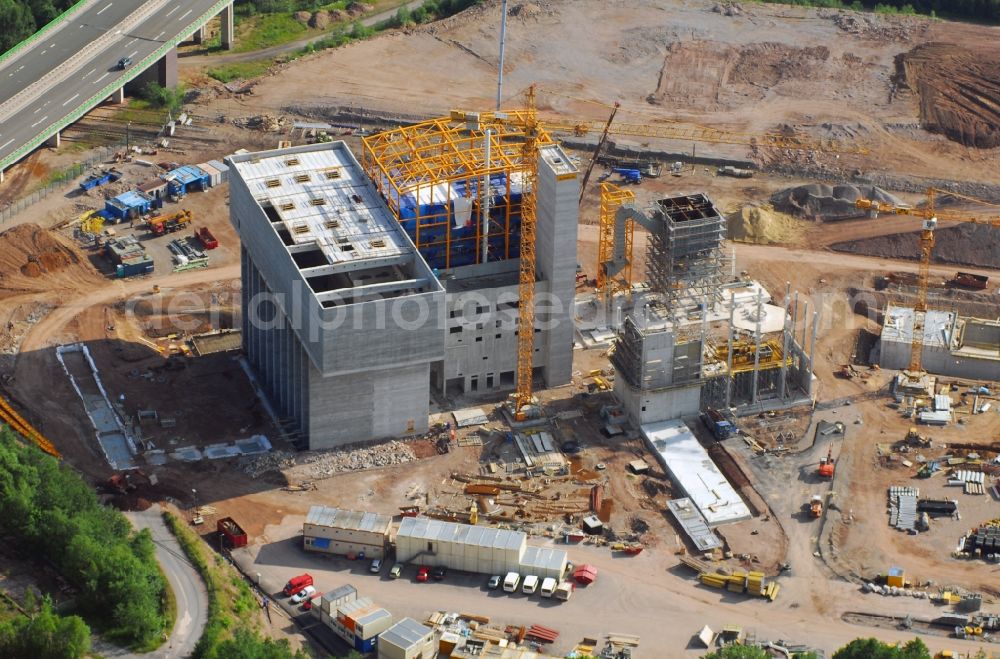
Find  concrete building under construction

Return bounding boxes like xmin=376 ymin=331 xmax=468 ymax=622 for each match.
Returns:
xmin=229 ymin=128 xmax=579 ymax=448
xmin=879 ymin=305 xmax=1000 ymax=381
xmin=606 ymin=193 xmax=818 ymax=426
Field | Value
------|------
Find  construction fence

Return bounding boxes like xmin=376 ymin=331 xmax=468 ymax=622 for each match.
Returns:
xmin=0 ymin=141 xmax=125 ymax=225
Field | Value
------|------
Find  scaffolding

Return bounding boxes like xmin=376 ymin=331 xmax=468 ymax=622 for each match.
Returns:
xmin=645 ymin=194 xmax=725 ymax=314
xmin=360 ymin=111 xmax=556 ymax=270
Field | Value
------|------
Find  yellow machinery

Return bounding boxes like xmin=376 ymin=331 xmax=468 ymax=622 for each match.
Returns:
xmin=80 ymin=209 xmax=104 ymax=235
xmin=855 ymin=189 xmax=1000 ymax=375
xmin=597 ymin=183 xmax=635 ymax=301
xmin=0 ymin=393 xmax=59 ymax=458
xmin=710 ymin=339 xmax=791 ymax=374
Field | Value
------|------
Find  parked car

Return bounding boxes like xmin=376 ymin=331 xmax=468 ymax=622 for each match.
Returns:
xmin=540 ymin=577 xmax=558 ymax=597
xmin=503 ymin=572 xmax=520 ymax=592
xmin=117 ymin=56 xmax=132 ymax=70
xmin=290 ymin=585 xmax=316 ymax=604
xmin=522 ymin=575 xmax=539 ymax=594
xmin=432 ymin=565 xmax=447 ymax=581
xmin=283 ymin=573 xmax=313 ymax=597
xmin=416 ymin=566 xmax=430 ymax=582
xmin=302 ymin=598 xmax=314 ymax=611
xmin=389 ymin=563 xmax=403 ymax=579
xmin=369 ymin=558 xmax=382 ymax=573
xmin=487 ymin=575 xmax=501 ymax=590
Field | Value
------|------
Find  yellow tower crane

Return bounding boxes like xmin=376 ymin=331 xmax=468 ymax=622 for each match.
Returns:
xmin=855 ymin=189 xmax=1000 ymax=375
xmin=0 ymin=393 xmax=60 ymax=458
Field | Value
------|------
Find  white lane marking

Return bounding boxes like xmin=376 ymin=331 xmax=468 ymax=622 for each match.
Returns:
xmin=30 ymin=116 xmax=48 ymax=128
xmin=154 ymin=31 xmax=165 ymax=40
xmin=62 ymin=93 xmax=80 ymax=106
xmin=49 ymin=43 xmax=55 ymax=48
xmin=40 ymin=49 xmax=47 ymax=55
xmin=16 ymin=65 xmax=23 ymax=72
xmin=33 ymin=106 xmax=43 ymax=114
xmin=83 ymin=67 xmax=96 ymax=78
xmin=128 ymin=50 xmax=138 ymax=58
xmin=97 ymin=2 xmax=112 ymax=15
xmin=127 ymin=39 xmax=137 ymax=47
xmin=0 ymin=139 xmax=14 ymax=151
xmin=95 ymin=72 xmax=110 ymax=83
xmin=178 ymin=9 xmax=192 ymax=21
xmin=166 ymin=5 xmax=178 ymax=16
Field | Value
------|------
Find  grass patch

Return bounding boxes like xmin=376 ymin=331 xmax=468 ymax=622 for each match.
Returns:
xmin=162 ymin=511 xmax=260 ymax=657
xmin=111 ymin=99 xmax=167 ymax=126
xmin=235 ymin=13 xmax=308 ymax=52
xmin=206 ymin=59 xmax=273 ymax=82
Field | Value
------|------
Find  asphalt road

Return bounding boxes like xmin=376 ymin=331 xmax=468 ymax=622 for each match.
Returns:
xmin=0 ymin=0 xmax=223 ymax=167
xmin=128 ymin=504 xmax=209 ymax=659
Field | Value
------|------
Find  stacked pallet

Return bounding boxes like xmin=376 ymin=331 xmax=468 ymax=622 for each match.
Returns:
xmin=698 ymin=569 xmax=780 ymax=601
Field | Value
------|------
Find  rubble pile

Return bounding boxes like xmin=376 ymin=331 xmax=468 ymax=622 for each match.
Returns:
xmin=711 ymin=2 xmax=743 ymax=17
xmin=232 ymin=114 xmax=288 ymax=132
xmin=301 ymin=440 xmax=416 ymax=478
xmin=239 ymin=441 xmax=417 ymax=479
xmin=241 ymin=451 xmax=296 ymax=478
xmin=832 ymin=12 xmax=927 ymax=41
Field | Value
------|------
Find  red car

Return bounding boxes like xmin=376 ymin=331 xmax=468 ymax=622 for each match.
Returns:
xmin=416 ymin=566 xmax=430 ymax=582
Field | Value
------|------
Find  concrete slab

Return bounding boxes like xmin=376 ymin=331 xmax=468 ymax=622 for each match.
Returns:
xmin=171 ymin=447 xmax=203 ymax=461
xmin=236 ymin=434 xmax=272 ymax=455
xmin=452 ymin=407 xmax=488 ymax=427
xmin=204 ymin=444 xmax=241 ymax=459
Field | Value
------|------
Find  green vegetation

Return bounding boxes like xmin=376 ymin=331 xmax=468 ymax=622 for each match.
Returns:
xmin=749 ymin=0 xmax=1000 ymax=21
xmin=0 ymin=427 xmax=169 ymax=648
xmin=139 ymin=82 xmax=186 ymax=113
xmin=0 ymin=0 xmax=77 ymax=53
xmin=162 ymin=512 xmax=305 ymax=659
xmin=234 ymin=12 xmax=308 ymax=52
xmin=207 ymin=59 xmax=275 ymax=82
xmin=832 ymin=637 xmax=930 ymax=659
xmin=0 ymin=597 xmax=90 ymax=659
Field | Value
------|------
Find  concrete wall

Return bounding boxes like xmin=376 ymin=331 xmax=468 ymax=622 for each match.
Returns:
xmin=614 ymin=378 xmax=702 ymax=425
xmin=535 ymin=145 xmax=579 ymax=388
xmin=307 ymin=361 xmax=429 ymax=448
xmin=881 ymin=338 xmax=999 ymax=381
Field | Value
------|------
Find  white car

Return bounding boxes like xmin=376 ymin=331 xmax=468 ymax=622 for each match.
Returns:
xmin=290 ymin=585 xmax=316 ymax=604
xmin=370 ymin=558 xmax=382 ymax=573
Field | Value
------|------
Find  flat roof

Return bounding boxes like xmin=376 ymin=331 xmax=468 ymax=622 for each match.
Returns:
xmin=110 ymin=190 xmax=151 ymax=208
xmin=305 ymin=505 xmax=392 ymax=535
xmin=642 ymin=420 xmax=751 ymax=526
xmin=882 ymin=304 xmax=954 ymax=348
xmin=380 ymin=617 xmax=432 ymax=650
xmin=228 ymin=142 xmax=415 ymax=273
xmin=520 ymin=545 xmax=568 ymax=572
xmin=666 ymin=498 xmax=723 ymax=551
xmin=397 ymin=516 xmax=525 ymax=551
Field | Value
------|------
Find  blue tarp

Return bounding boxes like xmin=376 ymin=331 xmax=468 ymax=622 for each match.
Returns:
xmin=311 ymin=537 xmax=331 ymax=549
xmin=104 ymin=190 xmax=153 ymax=220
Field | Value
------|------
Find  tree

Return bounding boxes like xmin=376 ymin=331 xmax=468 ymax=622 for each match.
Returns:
xmin=0 ymin=0 xmax=37 ymax=52
xmin=0 ymin=597 xmax=91 ymax=659
xmin=702 ymin=648 xmax=770 ymax=659
xmin=140 ymin=82 xmax=185 ymax=112
xmin=208 ymin=627 xmax=309 ymax=659
xmin=832 ymin=637 xmax=931 ymax=659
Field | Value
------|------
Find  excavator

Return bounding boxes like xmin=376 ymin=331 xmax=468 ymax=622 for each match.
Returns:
xmin=817 ymin=446 xmax=835 ymax=479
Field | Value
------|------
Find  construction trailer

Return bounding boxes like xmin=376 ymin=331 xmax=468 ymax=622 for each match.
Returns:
xmin=104 ymin=235 xmax=153 ymax=277
xmin=325 ymin=595 xmax=394 ymax=654
xmin=377 ymin=617 xmax=436 ymax=659
xmin=104 ymin=190 xmax=155 ymax=221
xmin=302 ymin=505 xmax=392 ymax=559
xmin=393 ymin=516 xmax=568 ymax=579
xmin=164 ymin=165 xmax=210 ymax=195
xmin=879 ymin=305 xmax=1000 ymax=381
xmin=228 ymin=134 xmax=579 ymax=449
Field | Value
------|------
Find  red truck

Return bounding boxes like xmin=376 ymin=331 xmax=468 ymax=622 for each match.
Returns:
xmin=283 ymin=573 xmax=313 ymax=597
xmin=195 ymin=227 xmax=218 ymax=250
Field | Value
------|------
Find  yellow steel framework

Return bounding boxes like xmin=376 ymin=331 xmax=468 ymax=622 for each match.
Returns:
xmin=855 ymin=189 xmax=1000 ymax=374
xmin=513 ymin=87 xmax=541 ymax=418
xmin=598 ymin=182 xmax=635 ymax=300
xmin=360 ymin=110 xmax=556 ymax=268
xmin=0 ymin=393 xmax=60 ymax=458
xmin=709 ymin=340 xmax=792 ymax=375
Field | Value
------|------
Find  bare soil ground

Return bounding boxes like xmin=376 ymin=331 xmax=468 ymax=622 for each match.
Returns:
xmin=831 ymin=222 xmax=1000 ymax=269
xmin=190 ymin=0 xmax=1000 ymax=185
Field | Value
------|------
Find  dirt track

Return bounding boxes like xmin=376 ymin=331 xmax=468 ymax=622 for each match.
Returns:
xmin=897 ymin=42 xmax=1000 ymax=148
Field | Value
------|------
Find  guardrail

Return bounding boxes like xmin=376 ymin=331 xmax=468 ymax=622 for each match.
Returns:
xmin=0 ymin=0 xmax=92 ymax=70
xmin=0 ymin=0 xmax=231 ymax=174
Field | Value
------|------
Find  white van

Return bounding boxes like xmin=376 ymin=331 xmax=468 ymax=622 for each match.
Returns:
xmin=521 ymin=574 xmax=539 ymax=594
xmin=503 ymin=572 xmax=521 ymax=593
xmin=540 ymin=577 xmax=557 ymax=597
